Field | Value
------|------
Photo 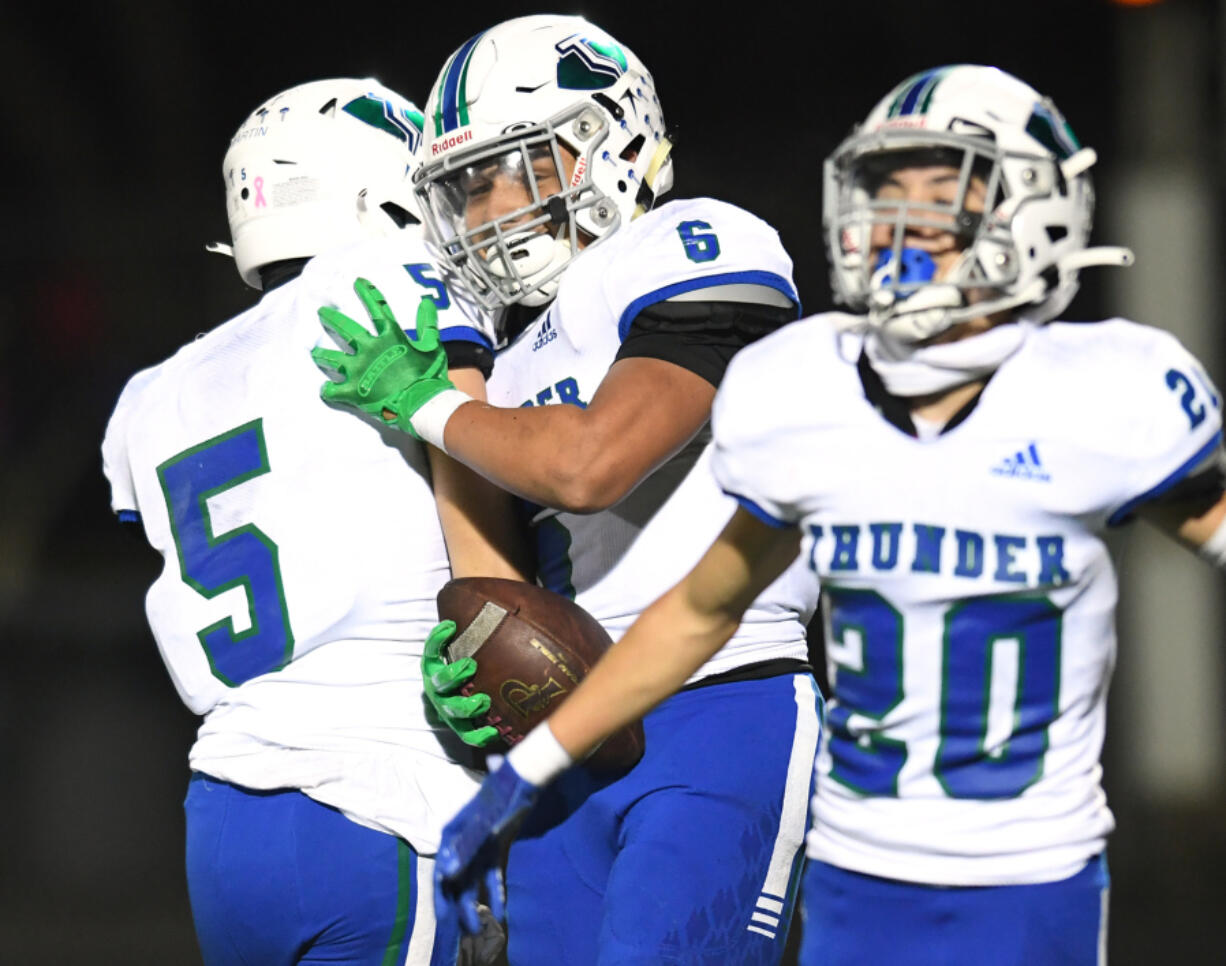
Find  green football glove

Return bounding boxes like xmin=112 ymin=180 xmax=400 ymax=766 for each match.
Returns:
xmin=312 ymin=277 xmax=455 ymax=439
xmin=422 ymin=620 xmax=501 ymax=748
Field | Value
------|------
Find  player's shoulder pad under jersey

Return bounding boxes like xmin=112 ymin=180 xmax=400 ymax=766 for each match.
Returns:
xmin=710 ymin=313 xmax=851 ymax=527
xmin=304 ymin=234 xmax=495 ymax=352
xmin=1040 ymin=319 xmax=1223 ymax=523
xmin=560 ymin=197 xmax=799 ymax=344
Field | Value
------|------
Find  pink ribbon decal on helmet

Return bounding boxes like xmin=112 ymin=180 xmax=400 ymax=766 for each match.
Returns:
xmin=253 ymin=176 xmax=267 ymax=208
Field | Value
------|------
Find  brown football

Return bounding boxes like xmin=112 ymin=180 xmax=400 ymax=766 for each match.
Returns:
xmin=436 ymin=577 xmax=645 ymax=771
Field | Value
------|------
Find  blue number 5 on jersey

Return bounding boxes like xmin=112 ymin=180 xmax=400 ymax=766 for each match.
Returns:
xmin=157 ymin=419 xmax=295 ymax=686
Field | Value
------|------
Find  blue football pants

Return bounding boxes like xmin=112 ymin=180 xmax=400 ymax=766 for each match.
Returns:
xmin=506 ymin=672 xmax=823 ymax=965
xmin=800 ymin=854 xmax=1110 ymax=965
xmin=184 ymin=774 xmax=457 ymax=966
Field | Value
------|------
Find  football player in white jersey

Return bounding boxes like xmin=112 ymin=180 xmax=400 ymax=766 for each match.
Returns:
xmin=424 ymin=65 xmax=1226 ymax=966
xmin=101 ymin=78 xmax=517 ymax=966
xmin=310 ymin=15 xmax=822 ymax=965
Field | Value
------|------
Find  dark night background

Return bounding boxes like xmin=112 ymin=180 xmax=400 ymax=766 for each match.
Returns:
xmin=2 ymin=1 xmax=1224 ymax=963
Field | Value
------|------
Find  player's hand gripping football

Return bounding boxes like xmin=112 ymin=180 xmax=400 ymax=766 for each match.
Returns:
xmin=312 ymin=277 xmax=454 ymax=439
xmin=435 ymin=755 xmax=541 ymax=935
xmin=422 ymin=621 xmax=500 ymax=747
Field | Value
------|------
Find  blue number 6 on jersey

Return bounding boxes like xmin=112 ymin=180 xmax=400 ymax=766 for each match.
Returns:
xmin=677 ymin=220 xmax=721 ymax=263
xmin=158 ymin=419 xmax=295 ymax=687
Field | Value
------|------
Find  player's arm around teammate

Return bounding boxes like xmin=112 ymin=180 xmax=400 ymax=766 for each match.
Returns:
xmin=314 ymin=232 xmax=723 ymax=518
xmin=436 ymin=354 xmax=717 ymax=513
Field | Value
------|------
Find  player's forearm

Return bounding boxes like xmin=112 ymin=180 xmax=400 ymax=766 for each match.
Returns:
xmin=430 ymin=446 xmax=531 ymax=580
xmin=547 ymin=585 xmax=739 ymax=760
xmin=1140 ymin=487 xmax=1226 ymax=562
xmin=430 ymin=369 xmax=534 ymax=580
xmin=442 ymin=399 xmax=632 ymax=513
xmin=547 ymin=508 xmax=802 ymax=759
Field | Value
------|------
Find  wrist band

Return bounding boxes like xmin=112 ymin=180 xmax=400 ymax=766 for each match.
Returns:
xmin=412 ymin=389 xmax=471 ymax=452
xmin=506 ymin=722 xmax=575 ymax=786
xmin=1197 ymin=513 xmax=1226 ymax=569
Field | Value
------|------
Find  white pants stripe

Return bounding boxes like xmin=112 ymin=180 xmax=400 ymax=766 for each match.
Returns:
xmin=404 ymin=854 xmax=437 ymax=966
xmin=748 ymin=675 xmax=821 ymax=937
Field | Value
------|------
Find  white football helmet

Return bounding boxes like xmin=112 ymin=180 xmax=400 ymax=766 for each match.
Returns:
xmin=219 ymin=78 xmax=426 ymax=289
xmin=414 ymin=15 xmax=674 ymax=310
xmin=824 ymin=65 xmax=1133 ymax=342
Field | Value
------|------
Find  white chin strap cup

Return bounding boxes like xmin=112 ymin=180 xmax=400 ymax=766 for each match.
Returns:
xmin=486 ymin=231 xmax=570 ymax=282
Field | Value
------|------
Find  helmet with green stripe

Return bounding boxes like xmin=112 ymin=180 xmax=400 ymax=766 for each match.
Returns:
xmin=415 ymin=15 xmax=674 ymax=310
xmin=824 ymin=64 xmax=1132 ymax=342
xmin=218 ymin=78 xmax=426 ymax=290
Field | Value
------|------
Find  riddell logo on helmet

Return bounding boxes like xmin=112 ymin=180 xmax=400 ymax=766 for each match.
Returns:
xmin=569 ymin=155 xmax=587 ymax=187
xmin=879 ymin=117 xmax=929 ymax=130
xmin=432 ymin=129 xmax=473 ymax=155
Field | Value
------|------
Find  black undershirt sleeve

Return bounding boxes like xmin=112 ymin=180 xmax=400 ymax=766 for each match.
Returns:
xmin=1144 ymin=462 xmax=1226 ymax=514
xmin=614 ymin=299 xmax=797 ymax=388
xmin=443 ymin=339 xmax=494 ymax=380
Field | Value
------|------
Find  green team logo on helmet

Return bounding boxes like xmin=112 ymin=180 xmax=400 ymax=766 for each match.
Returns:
xmin=555 ymin=35 xmax=628 ymax=90
xmin=342 ymin=94 xmax=424 ymax=153
xmin=1024 ymin=101 xmax=1081 ymax=160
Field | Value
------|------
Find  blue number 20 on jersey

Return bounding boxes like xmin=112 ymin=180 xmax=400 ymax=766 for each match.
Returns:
xmin=825 ymin=587 xmax=1061 ymax=801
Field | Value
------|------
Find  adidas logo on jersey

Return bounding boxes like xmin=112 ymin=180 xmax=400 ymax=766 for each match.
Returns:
xmin=991 ymin=443 xmax=1051 ymax=482
xmin=532 ymin=315 xmax=558 ymax=352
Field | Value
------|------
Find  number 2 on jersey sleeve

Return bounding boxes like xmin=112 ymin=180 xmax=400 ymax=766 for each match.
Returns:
xmin=158 ymin=419 xmax=295 ymax=687
xmin=825 ymin=588 xmax=1062 ymax=800
xmin=1166 ymin=367 xmax=1221 ymax=429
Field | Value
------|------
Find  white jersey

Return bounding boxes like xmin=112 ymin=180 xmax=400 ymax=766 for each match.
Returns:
xmin=486 ymin=197 xmax=818 ymax=680
xmin=713 ymin=314 xmax=1223 ymax=886
xmin=101 ymin=234 xmax=495 ymax=852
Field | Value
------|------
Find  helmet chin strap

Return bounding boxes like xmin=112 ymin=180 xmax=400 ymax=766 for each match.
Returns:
xmin=873 ymin=279 xmax=1047 ymax=343
xmin=851 ymin=235 xmax=1138 ymax=396
xmin=632 ymin=138 xmax=674 ymax=219
xmin=483 ymin=229 xmax=573 ymax=306
xmin=866 ymin=241 xmax=1134 ymax=344
xmin=867 ymin=247 xmax=968 ymax=343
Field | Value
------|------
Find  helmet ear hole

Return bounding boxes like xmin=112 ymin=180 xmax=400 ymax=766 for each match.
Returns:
xmin=380 ymin=202 xmax=420 ymax=228
xmin=590 ymin=91 xmax=624 ymax=120
xmin=619 ymin=134 xmax=645 ymax=162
